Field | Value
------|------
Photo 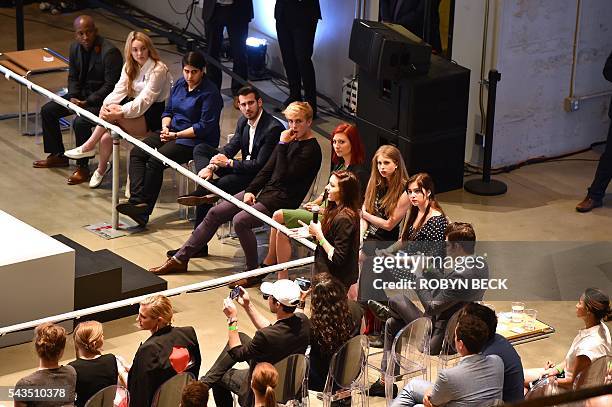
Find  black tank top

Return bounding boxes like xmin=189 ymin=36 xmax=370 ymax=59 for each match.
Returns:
xmin=69 ymin=354 xmax=118 ymax=407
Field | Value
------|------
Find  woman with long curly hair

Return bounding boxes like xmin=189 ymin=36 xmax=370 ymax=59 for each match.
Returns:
xmin=65 ymin=31 xmax=171 ymax=188
xmin=303 ymin=170 xmax=361 ymax=288
xmin=298 ymin=273 xmax=362 ymax=391
xmin=251 ymin=362 xmax=278 ymax=407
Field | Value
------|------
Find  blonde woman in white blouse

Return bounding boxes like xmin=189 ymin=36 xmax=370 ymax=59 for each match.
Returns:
xmin=65 ymin=31 xmax=171 ymax=188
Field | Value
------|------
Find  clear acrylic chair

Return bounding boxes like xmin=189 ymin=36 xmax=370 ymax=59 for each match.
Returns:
xmin=322 ymin=335 xmax=370 ymax=407
xmin=84 ymin=385 xmax=129 ymax=407
xmin=573 ymin=355 xmax=611 ymax=407
xmin=524 ymin=377 xmax=558 ymax=401
xmin=150 ymin=371 xmax=195 ymax=407
xmin=384 ymin=317 xmax=432 ymax=406
xmin=436 ymin=309 xmax=463 ymax=372
xmin=178 ymin=160 xmax=197 ymax=221
xmin=274 ymin=354 xmax=310 ymax=406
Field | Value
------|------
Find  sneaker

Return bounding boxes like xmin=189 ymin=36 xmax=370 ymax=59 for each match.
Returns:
xmin=89 ymin=162 xmax=111 ymax=188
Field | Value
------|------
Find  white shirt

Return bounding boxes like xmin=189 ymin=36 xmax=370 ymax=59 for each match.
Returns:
xmin=103 ymin=58 xmax=172 ymax=119
xmin=246 ymin=109 xmax=263 ymax=160
xmin=564 ymin=322 xmax=611 ymax=376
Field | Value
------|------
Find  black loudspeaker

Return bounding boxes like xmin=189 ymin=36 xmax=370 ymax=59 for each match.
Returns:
xmin=356 ymin=118 xmax=467 ymax=193
xmin=349 ymin=19 xmax=431 ymax=81
xmin=356 ymin=55 xmax=470 ymax=193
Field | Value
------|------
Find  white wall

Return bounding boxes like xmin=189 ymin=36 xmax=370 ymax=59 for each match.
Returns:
xmin=452 ymin=0 xmax=493 ymax=164
xmin=454 ymin=0 xmax=612 ymax=167
xmin=124 ymin=0 xmax=370 ymax=104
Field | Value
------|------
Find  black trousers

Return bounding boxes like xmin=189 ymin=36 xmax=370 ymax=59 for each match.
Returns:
xmin=276 ymin=17 xmax=318 ymax=109
xmin=41 ymin=99 xmax=99 ymax=167
xmin=129 ymin=134 xmax=195 ymax=215
xmin=587 ymin=119 xmax=612 ymax=201
xmin=192 ymin=143 xmax=255 ymax=228
xmin=206 ymin=5 xmax=249 ymax=95
xmin=201 ymin=332 xmax=252 ymax=407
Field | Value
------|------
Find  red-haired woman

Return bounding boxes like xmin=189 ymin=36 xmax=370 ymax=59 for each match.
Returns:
xmin=262 ymin=123 xmax=368 ymax=279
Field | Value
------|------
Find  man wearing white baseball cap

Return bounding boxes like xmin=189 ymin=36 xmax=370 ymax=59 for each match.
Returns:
xmin=200 ymin=279 xmax=311 ymax=407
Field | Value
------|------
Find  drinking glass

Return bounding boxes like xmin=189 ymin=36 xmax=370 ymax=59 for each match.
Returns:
xmin=523 ymin=309 xmax=537 ymax=330
xmin=511 ymin=302 xmax=525 ymax=323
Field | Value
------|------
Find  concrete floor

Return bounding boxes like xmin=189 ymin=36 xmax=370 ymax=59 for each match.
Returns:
xmin=0 ymin=4 xmax=611 ymax=406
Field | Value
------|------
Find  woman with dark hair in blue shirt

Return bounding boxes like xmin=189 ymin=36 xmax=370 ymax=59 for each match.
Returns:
xmin=116 ymin=51 xmax=224 ymax=227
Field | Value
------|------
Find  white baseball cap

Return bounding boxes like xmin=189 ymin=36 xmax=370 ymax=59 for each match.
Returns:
xmin=260 ymin=279 xmax=301 ymax=307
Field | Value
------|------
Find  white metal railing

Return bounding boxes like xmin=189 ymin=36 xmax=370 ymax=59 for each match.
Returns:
xmin=0 ymin=65 xmax=318 ymax=335
xmin=0 ymin=258 xmax=314 ymax=336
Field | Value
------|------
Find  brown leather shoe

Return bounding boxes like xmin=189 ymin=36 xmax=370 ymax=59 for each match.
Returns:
xmin=229 ymin=272 xmax=271 ymax=289
xmin=149 ymin=257 xmax=188 ymax=275
xmin=177 ymin=193 xmax=220 ymax=206
xmin=576 ymin=196 xmax=603 ymax=213
xmin=33 ymin=154 xmax=69 ymax=168
xmin=67 ymin=167 xmax=91 ymax=185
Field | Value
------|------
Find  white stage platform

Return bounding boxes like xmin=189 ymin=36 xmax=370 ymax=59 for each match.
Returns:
xmin=0 ymin=210 xmax=74 ymax=347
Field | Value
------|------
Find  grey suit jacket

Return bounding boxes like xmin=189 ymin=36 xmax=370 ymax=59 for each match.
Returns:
xmin=430 ymin=354 xmax=504 ymax=407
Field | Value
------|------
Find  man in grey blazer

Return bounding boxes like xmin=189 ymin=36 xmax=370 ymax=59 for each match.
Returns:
xmin=391 ymin=314 xmax=504 ymax=407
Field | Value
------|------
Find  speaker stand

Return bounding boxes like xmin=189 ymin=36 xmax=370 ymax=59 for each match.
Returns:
xmin=465 ymin=69 xmax=507 ymax=197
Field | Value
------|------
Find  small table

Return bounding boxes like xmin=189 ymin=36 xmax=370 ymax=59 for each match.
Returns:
xmin=497 ymin=313 xmax=556 ymax=346
xmin=0 ymin=48 xmax=69 ymax=135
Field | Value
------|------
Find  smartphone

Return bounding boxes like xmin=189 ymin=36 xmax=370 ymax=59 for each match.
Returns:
xmin=229 ymin=286 xmax=241 ymax=300
xmin=295 ymin=277 xmax=311 ymax=291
